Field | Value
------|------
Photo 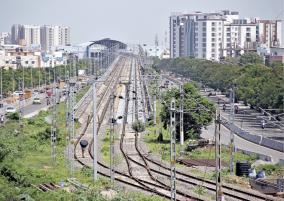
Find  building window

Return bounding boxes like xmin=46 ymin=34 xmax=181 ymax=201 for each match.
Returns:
xmin=212 ymin=48 xmax=216 ymax=52
xmin=212 ymin=43 xmax=216 ymax=47
xmin=203 ymin=33 xmax=206 ymax=37
xmin=202 ymin=27 xmax=206 ymax=32
xmin=202 ymin=22 xmax=206 ymax=26
xmin=5 ymin=61 xmax=9 ymax=64
xmin=202 ymin=43 xmax=206 ymax=47
xmin=202 ymin=38 xmax=206 ymax=42
xmin=31 ymin=61 xmax=35 ymax=64
xmin=212 ymin=22 xmax=216 ymax=26
xmin=212 ymin=27 xmax=216 ymax=32
xmin=226 ymin=27 xmax=231 ymax=31
xmin=211 ymin=54 xmax=215 ymax=58
xmin=212 ymin=38 xmax=216 ymax=42
xmin=25 ymin=61 xmax=28 ymax=64
xmin=246 ymin=27 xmax=251 ymax=32
xmin=212 ymin=33 xmax=216 ymax=37
xmin=202 ymin=48 xmax=206 ymax=52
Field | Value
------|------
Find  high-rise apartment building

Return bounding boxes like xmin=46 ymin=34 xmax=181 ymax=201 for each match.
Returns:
xmin=11 ymin=24 xmax=22 ymax=44
xmin=11 ymin=24 xmax=40 ymax=46
xmin=223 ymin=19 xmax=257 ymax=57
xmin=41 ymin=25 xmax=71 ymax=52
xmin=21 ymin=25 xmax=41 ymax=46
xmin=169 ymin=10 xmax=281 ymax=61
xmin=11 ymin=24 xmax=70 ymax=52
xmin=257 ymin=20 xmax=282 ymax=48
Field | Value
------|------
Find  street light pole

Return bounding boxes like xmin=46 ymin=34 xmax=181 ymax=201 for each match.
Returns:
xmin=170 ymin=98 xmax=176 ymax=201
xmin=215 ymin=109 xmax=222 ymax=201
xmin=229 ymin=88 xmax=235 ymax=175
xmin=180 ymin=84 xmax=184 ymax=145
xmin=93 ymin=82 xmax=98 ymax=181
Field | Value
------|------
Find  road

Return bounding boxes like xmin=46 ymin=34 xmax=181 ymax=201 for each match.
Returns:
xmin=161 ymin=74 xmax=284 ymax=163
xmin=201 ymin=123 xmax=284 ymax=163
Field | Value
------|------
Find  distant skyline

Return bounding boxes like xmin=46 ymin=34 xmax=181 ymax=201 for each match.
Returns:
xmin=0 ymin=0 xmax=283 ymax=45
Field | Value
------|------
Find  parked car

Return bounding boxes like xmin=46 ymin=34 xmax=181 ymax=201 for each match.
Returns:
xmin=32 ymin=97 xmax=41 ymax=104
xmin=5 ymin=106 xmax=16 ymax=114
xmin=13 ymin=91 xmax=23 ymax=96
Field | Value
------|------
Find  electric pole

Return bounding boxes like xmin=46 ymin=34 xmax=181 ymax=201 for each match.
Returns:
xmin=229 ymin=88 xmax=235 ymax=175
xmin=215 ymin=109 xmax=222 ymax=201
xmin=170 ymin=98 xmax=176 ymax=201
xmin=110 ymin=93 xmax=115 ymax=186
xmin=179 ymin=84 xmax=184 ymax=145
xmin=93 ymin=82 xmax=98 ymax=181
xmin=67 ymin=80 xmax=76 ymax=176
xmin=153 ymin=93 xmax=156 ymax=126
xmin=51 ymin=83 xmax=57 ymax=165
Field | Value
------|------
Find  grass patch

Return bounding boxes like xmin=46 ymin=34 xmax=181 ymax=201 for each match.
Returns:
xmin=101 ymin=129 xmax=122 ymax=166
xmin=0 ymin=86 xmax=167 ymax=200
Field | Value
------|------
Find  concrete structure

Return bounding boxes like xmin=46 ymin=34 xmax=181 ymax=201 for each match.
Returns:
xmin=170 ymin=11 xmax=239 ymax=60
xmin=0 ymin=45 xmax=67 ymax=68
xmin=169 ymin=10 xmax=282 ymax=61
xmin=223 ymin=19 xmax=257 ymax=57
xmin=0 ymin=46 xmax=41 ymax=68
xmin=194 ymin=13 xmax=225 ymax=60
xmin=0 ymin=32 xmax=11 ymax=45
xmin=40 ymin=25 xmax=71 ymax=52
xmin=11 ymin=24 xmax=22 ymax=44
xmin=19 ymin=25 xmax=41 ymax=46
xmin=257 ymin=20 xmax=282 ymax=48
xmin=11 ymin=24 xmax=70 ymax=51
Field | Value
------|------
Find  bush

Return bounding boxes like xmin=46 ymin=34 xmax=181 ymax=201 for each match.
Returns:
xmin=7 ymin=112 xmax=20 ymax=120
xmin=132 ymin=120 xmax=145 ymax=133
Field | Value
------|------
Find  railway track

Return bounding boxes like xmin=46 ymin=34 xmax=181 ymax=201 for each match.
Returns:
xmin=73 ymin=57 xmax=184 ymax=200
xmin=73 ymin=55 xmax=280 ymax=201
xmin=138 ymin=71 xmax=281 ymax=201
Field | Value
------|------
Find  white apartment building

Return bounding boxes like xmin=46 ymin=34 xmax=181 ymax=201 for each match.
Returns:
xmin=195 ymin=13 xmax=225 ymax=60
xmin=0 ymin=32 xmax=11 ymax=45
xmin=41 ymin=25 xmax=71 ymax=52
xmin=170 ymin=10 xmax=282 ymax=61
xmin=11 ymin=24 xmax=70 ymax=52
xmin=20 ymin=25 xmax=41 ymax=46
xmin=223 ymin=19 xmax=257 ymax=57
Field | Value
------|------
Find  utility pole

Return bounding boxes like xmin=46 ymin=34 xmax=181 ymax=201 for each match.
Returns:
xmin=170 ymin=98 xmax=176 ymax=201
xmin=153 ymin=94 xmax=156 ymax=126
xmin=93 ymin=82 xmax=98 ymax=181
xmin=0 ymin=67 xmax=2 ymax=108
xmin=229 ymin=88 xmax=235 ymax=175
xmin=110 ymin=93 xmax=115 ymax=186
xmin=179 ymin=84 xmax=184 ymax=145
xmin=215 ymin=109 xmax=222 ymax=201
xmin=51 ymin=83 xmax=57 ymax=165
xmin=67 ymin=80 xmax=76 ymax=176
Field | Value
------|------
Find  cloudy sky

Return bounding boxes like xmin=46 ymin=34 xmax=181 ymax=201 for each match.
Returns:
xmin=0 ymin=0 xmax=283 ymax=45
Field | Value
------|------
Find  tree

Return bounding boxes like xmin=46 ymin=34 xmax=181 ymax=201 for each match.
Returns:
xmin=132 ymin=120 xmax=145 ymax=133
xmin=160 ymin=83 xmax=214 ymax=140
xmin=240 ymin=52 xmax=263 ymax=65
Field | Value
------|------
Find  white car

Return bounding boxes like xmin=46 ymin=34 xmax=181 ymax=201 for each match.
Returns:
xmin=33 ymin=97 xmax=41 ymax=104
xmin=5 ymin=106 xmax=16 ymax=114
xmin=13 ymin=91 xmax=23 ymax=96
